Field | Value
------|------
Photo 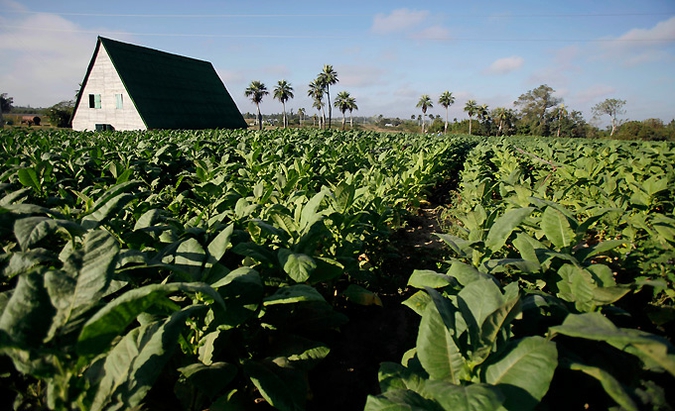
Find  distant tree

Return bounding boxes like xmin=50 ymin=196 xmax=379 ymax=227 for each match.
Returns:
xmin=317 ymin=65 xmax=339 ymax=128
xmin=244 ymin=81 xmax=268 ymax=130
xmin=464 ymin=100 xmax=478 ymax=135
xmin=46 ymin=100 xmax=74 ymax=128
xmin=592 ymin=98 xmax=626 ymax=136
xmin=297 ymin=107 xmax=306 ymax=126
xmin=514 ymin=84 xmax=562 ymax=136
xmin=347 ymin=97 xmax=358 ymax=129
xmin=308 ymin=79 xmax=325 ymax=128
xmin=1 ymin=93 xmax=13 ymax=113
xmin=334 ymin=91 xmax=358 ymax=130
xmin=438 ymin=91 xmax=455 ymax=133
xmin=416 ymin=94 xmax=433 ymax=133
xmin=273 ymin=80 xmax=294 ymax=128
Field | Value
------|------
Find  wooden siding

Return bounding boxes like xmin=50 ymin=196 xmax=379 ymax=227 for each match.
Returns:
xmin=72 ymin=46 xmax=146 ymax=131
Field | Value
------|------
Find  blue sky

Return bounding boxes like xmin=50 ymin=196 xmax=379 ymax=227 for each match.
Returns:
xmin=1 ymin=0 xmax=674 ymax=126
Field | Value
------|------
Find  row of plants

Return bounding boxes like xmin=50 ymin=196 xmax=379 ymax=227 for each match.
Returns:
xmin=1 ymin=128 xmax=674 ymax=410
xmin=0 ymin=128 xmax=474 ymax=410
xmin=366 ymin=137 xmax=675 ymax=409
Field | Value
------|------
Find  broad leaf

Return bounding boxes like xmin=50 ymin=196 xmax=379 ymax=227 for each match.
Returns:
xmin=541 ymin=206 xmax=574 ymax=250
xmin=243 ymin=359 xmax=307 ymax=411
xmin=364 ymin=389 xmax=443 ymax=411
xmin=563 ymin=360 xmax=638 ymax=411
xmin=484 ymin=336 xmax=558 ymax=411
xmin=263 ymin=284 xmax=326 ymax=306
xmin=45 ymin=230 xmax=118 ymax=341
xmin=342 ymin=284 xmax=383 ymax=306
xmin=423 ymin=381 xmax=504 ymax=411
xmin=278 ymin=248 xmax=316 ymax=283
xmin=484 ymin=207 xmax=534 ymax=254
xmin=90 ymin=306 xmax=201 ymax=411
xmin=14 ymin=217 xmax=85 ymax=251
xmin=408 ymin=269 xmax=454 ymax=289
xmin=416 ymin=299 xmax=466 ymax=383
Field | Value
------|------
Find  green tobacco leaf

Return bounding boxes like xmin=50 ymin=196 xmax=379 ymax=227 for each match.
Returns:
xmin=402 ymin=290 xmax=432 ymax=316
xmin=541 ymin=206 xmax=575 ymax=250
xmin=364 ymin=389 xmax=444 ymax=411
xmin=556 ymin=264 xmax=595 ymax=312
xmin=423 ymin=381 xmax=504 ymax=411
xmin=436 ymin=234 xmax=480 ymax=259
xmin=90 ymin=306 xmax=201 ymax=411
xmin=476 ymin=294 xmax=521 ymax=364
xmin=484 ymin=336 xmax=558 ymax=411
xmin=207 ymin=223 xmax=235 ymax=263
xmin=211 ymin=267 xmax=263 ymax=329
xmin=278 ymin=248 xmax=316 ymax=283
xmin=484 ymin=207 xmax=534 ymax=254
xmin=178 ymin=362 xmax=238 ymax=400
xmin=268 ymin=334 xmax=330 ymax=372
xmin=342 ymin=284 xmax=382 ymax=306
xmin=308 ymin=256 xmax=344 ymax=283
xmin=14 ymin=217 xmax=85 ymax=251
xmin=563 ymin=360 xmax=638 ymax=411
xmin=17 ymin=168 xmax=41 ymax=193
xmin=3 ymin=249 xmax=55 ymax=280
xmin=77 ymin=282 xmax=223 ymax=357
xmin=299 ymin=189 xmax=326 ymax=231
xmin=574 ymin=240 xmax=625 ymax=263
xmin=45 ymin=230 xmax=118 ymax=341
xmin=377 ymin=362 xmax=427 ymax=395
xmin=408 ymin=269 xmax=454 ymax=289
xmin=263 ymin=284 xmax=326 ymax=306
xmin=551 ymin=312 xmax=675 ymax=377
xmin=243 ymin=359 xmax=307 ymax=411
xmin=416 ymin=298 xmax=466 ymax=384
xmin=457 ymin=277 xmax=505 ymax=334
xmin=0 ymin=270 xmax=54 ymax=350
xmin=174 ymin=238 xmax=207 ymax=281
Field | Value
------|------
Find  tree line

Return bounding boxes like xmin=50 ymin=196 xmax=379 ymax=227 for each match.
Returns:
xmin=417 ymin=84 xmax=640 ymax=137
xmin=245 ymin=64 xmax=358 ymax=131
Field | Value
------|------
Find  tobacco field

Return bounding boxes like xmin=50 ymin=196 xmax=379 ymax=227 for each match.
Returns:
xmin=0 ymin=128 xmax=674 ymax=411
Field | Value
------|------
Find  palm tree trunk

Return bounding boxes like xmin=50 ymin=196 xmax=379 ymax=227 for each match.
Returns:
xmin=350 ymin=111 xmax=353 ymax=128
xmin=326 ymin=87 xmax=332 ymax=128
xmin=444 ymin=107 xmax=449 ymax=133
xmin=256 ymin=104 xmax=262 ymax=131
xmin=341 ymin=111 xmax=346 ymax=130
xmin=469 ymin=117 xmax=472 ymax=135
xmin=422 ymin=112 xmax=426 ymax=133
xmin=282 ymin=102 xmax=287 ymax=128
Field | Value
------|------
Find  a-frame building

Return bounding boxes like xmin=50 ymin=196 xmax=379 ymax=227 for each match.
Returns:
xmin=71 ymin=37 xmax=247 ymax=131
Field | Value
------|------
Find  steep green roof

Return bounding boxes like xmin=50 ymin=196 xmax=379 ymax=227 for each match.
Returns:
xmin=97 ymin=36 xmax=246 ymax=130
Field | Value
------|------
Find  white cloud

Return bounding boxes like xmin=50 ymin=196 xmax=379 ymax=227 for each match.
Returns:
xmin=372 ymin=9 xmax=429 ymax=34
xmin=598 ymin=16 xmax=675 ymax=66
xmin=0 ymin=13 xmax=97 ymax=106
xmin=617 ymin=16 xmax=675 ymax=42
xmin=485 ymin=56 xmax=524 ymax=75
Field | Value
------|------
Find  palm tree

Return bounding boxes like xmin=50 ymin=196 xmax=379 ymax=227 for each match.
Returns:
xmin=297 ymin=107 xmax=306 ymax=126
xmin=438 ymin=91 xmax=455 ymax=134
xmin=416 ymin=94 xmax=433 ymax=133
xmin=273 ymin=80 xmax=294 ymax=128
xmin=308 ymin=79 xmax=325 ymax=128
xmin=493 ymin=107 xmax=507 ymax=136
xmin=334 ymin=91 xmax=357 ymax=130
xmin=317 ymin=64 xmax=339 ymax=128
xmin=464 ymin=99 xmax=478 ymax=135
xmin=245 ymin=81 xmax=268 ymax=130
xmin=347 ymin=97 xmax=358 ymax=129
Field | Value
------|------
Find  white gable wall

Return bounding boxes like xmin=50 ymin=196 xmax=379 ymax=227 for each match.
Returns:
xmin=72 ymin=45 xmax=146 ymax=131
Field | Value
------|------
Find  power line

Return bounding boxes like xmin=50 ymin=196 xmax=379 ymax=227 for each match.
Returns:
xmin=1 ymin=10 xmax=674 ymax=18
xmin=1 ymin=25 xmax=673 ymax=43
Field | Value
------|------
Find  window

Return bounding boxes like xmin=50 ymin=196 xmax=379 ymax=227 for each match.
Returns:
xmin=115 ymin=94 xmax=123 ymax=109
xmin=88 ymin=94 xmax=101 ymax=109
